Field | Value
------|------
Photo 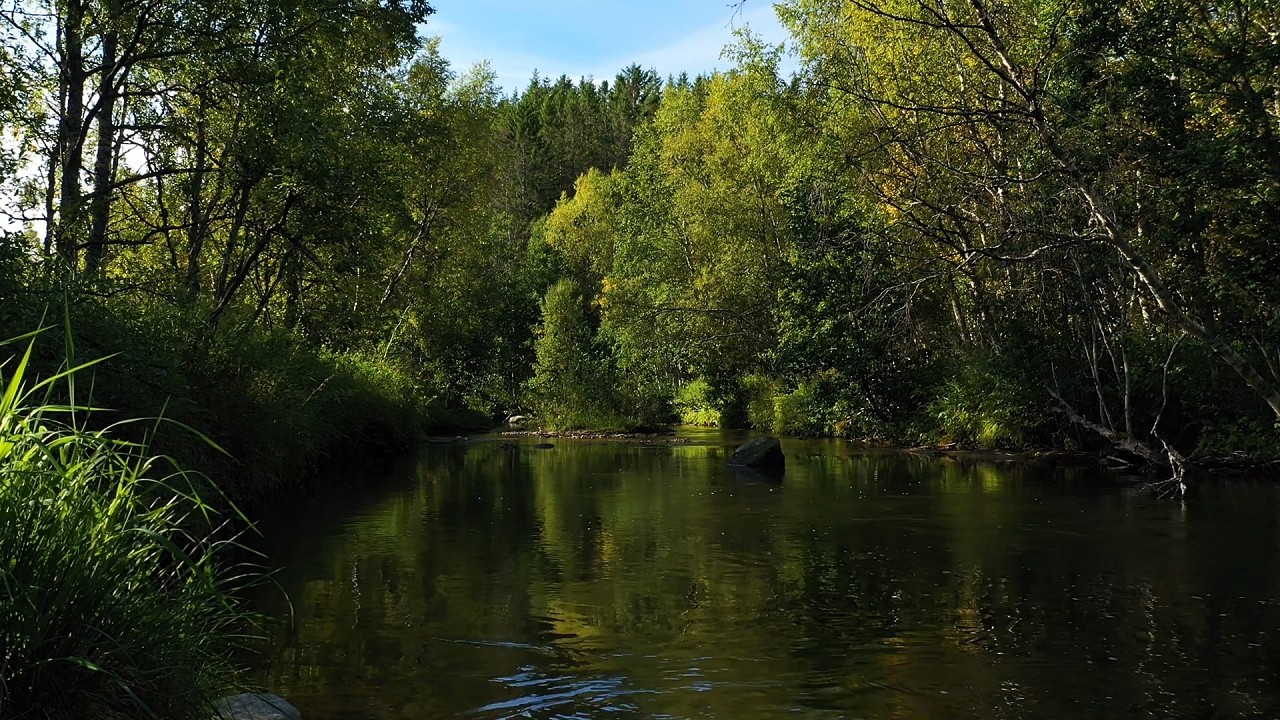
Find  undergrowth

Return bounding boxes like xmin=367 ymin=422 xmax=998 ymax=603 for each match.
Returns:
xmin=0 ymin=326 xmax=263 ymax=719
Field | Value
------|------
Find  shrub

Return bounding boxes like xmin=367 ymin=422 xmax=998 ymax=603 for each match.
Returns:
xmin=1198 ymin=416 xmax=1280 ymax=462
xmin=673 ymin=378 xmax=720 ymax=426
xmin=741 ymin=373 xmax=780 ymax=431
xmin=772 ymin=381 xmax=826 ymax=437
xmin=0 ymin=331 xmax=261 ymax=720
xmin=738 ymin=374 xmax=827 ymax=437
xmin=925 ymin=355 xmax=1041 ymax=448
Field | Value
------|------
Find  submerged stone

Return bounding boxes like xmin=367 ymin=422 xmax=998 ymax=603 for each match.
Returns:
xmin=213 ymin=693 xmax=301 ymax=720
xmin=728 ymin=437 xmax=785 ymax=473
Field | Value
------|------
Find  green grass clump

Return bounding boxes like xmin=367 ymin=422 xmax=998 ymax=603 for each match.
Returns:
xmin=0 ymin=330 xmax=260 ymax=720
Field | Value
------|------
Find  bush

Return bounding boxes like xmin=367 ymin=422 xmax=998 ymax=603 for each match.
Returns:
xmin=741 ymin=373 xmax=779 ymax=431
xmin=1 ymin=291 xmax=463 ymax=499
xmin=1198 ymin=417 xmax=1280 ymax=462
xmin=0 ymin=331 xmax=260 ymax=720
xmin=925 ymin=355 xmax=1042 ymax=448
xmin=739 ymin=374 xmax=827 ymax=437
xmin=772 ymin=381 xmax=826 ymax=437
xmin=673 ymin=378 xmax=720 ymax=426
xmin=180 ymin=334 xmax=439 ymax=497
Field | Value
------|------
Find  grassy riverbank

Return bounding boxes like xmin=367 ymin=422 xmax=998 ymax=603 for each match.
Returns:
xmin=1 ymin=296 xmax=489 ymax=502
xmin=0 ymin=331 xmax=261 ymax=719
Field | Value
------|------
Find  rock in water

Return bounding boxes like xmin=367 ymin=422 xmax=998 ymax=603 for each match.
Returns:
xmin=213 ymin=693 xmax=301 ymax=720
xmin=728 ymin=437 xmax=785 ymax=471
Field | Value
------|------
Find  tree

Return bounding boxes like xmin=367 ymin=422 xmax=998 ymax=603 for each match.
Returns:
xmin=779 ymin=0 xmax=1280 ymax=482
xmin=594 ymin=57 xmax=800 ymax=399
xmin=1 ymin=0 xmax=433 ymax=282
xmin=529 ymin=278 xmax=618 ymax=429
xmin=494 ymin=68 xmax=662 ymax=227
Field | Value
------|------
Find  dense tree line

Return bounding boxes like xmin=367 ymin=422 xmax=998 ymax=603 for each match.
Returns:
xmin=527 ymin=0 xmax=1280 ymax=490
xmin=0 ymin=0 xmax=1275 ymax=495
xmin=0 ymin=0 xmax=666 ymax=492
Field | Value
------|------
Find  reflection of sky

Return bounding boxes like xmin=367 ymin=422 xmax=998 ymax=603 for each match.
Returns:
xmin=427 ymin=0 xmax=795 ymax=93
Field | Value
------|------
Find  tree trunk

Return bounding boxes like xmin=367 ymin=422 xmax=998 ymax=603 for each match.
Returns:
xmin=185 ymin=114 xmax=209 ymax=293
xmin=44 ymin=19 xmax=65 ymax=257
xmin=86 ymin=26 xmax=119 ymax=275
xmin=55 ymin=0 xmax=86 ymax=268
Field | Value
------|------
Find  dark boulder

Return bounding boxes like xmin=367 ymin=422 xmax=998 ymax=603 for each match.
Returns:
xmin=728 ymin=437 xmax=784 ymax=472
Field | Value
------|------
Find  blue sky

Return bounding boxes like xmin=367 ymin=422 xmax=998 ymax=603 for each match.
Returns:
xmin=427 ymin=1 xmax=791 ymax=92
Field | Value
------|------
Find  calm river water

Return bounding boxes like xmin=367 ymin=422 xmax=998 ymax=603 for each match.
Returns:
xmin=250 ymin=432 xmax=1280 ymax=719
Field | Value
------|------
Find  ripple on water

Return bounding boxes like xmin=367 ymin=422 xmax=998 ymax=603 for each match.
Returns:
xmin=477 ymin=666 xmax=651 ymax=719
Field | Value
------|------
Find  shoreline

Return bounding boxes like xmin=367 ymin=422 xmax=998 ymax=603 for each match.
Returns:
xmin=488 ymin=429 xmax=1280 ymax=479
xmin=498 ymin=429 xmax=694 ymax=442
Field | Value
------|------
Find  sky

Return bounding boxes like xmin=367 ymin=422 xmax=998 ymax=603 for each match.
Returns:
xmin=427 ymin=1 xmax=793 ymax=93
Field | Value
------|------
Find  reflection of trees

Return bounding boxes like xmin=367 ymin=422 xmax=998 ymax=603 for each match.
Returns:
xmin=252 ymin=441 xmax=1280 ymax=719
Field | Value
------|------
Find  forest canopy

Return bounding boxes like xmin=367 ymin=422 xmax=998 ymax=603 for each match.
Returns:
xmin=1 ymin=0 xmax=1277 ymax=492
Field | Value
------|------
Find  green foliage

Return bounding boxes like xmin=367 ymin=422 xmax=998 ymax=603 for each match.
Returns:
xmin=2 ymin=2 xmax=527 ymax=440
xmin=528 ymin=279 xmax=671 ymax=431
xmin=771 ymin=382 xmax=827 ymax=438
xmin=774 ymin=0 xmax=1280 ymax=464
xmin=599 ymin=64 xmax=796 ymax=388
xmin=0 ymin=331 xmax=260 ymax=719
xmin=739 ymin=374 xmax=829 ymax=437
xmin=171 ymin=326 xmax=449 ymax=498
xmin=925 ymin=357 xmax=1042 ymax=449
xmin=673 ymin=378 xmax=720 ymax=427
xmin=0 ymin=293 xmax=444 ymax=499
xmin=2 ymin=0 xmax=1278 ymax=476
xmin=741 ymin=374 xmax=780 ymax=433
xmin=1199 ymin=418 xmax=1280 ymax=462
xmin=529 ymin=279 xmax=618 ymax=430
xmin=0 ymin=232 xmax=24 ymax=295
xmin=495 ymin=66 xmax=661 ymax=223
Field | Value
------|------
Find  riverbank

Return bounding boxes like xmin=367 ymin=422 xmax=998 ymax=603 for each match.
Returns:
xmin=500 ymin=429 xmax=694 ymax=442
xmin=0 ymin=297 xmax=491 ymax=504
xmin=495 ymin=427 xmax=1280 ymax=482
xmin=0 ymin=332 xmax=261 ymax=719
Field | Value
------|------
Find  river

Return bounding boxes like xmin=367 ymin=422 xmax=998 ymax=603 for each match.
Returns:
xmin=249 ymin=431 xmax=1280 ymax=719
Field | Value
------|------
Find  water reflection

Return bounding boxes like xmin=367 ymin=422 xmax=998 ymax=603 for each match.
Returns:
xmin=251 ymin=436 xmax=1280 ymax=719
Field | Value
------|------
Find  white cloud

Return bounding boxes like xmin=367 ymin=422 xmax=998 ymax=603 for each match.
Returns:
xmin=433 ymin=3 xmax=795 ymax=93
xmin=433 ymin=34 xmax=583 ymax=92
xmin=599 ymin=4 xmax=791 ymax=81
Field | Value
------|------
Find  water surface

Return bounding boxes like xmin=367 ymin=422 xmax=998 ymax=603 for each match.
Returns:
xmin=251 ymin=433 xmax=1280 ymax=719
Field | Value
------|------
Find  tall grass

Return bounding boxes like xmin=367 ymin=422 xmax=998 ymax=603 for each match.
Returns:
xmin=0 ymin=328 xmax=261 ymax=720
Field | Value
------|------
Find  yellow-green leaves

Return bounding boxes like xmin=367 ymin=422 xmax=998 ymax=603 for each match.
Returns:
xmin=544 ymin=168 xmax=622 ymax=283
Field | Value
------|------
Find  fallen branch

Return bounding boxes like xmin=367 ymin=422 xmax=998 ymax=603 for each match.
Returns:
xmin=1046 ymin=387 xmax=1199 ymax=498
xmin=1046 ymin=387 xmax=1167 ymax=467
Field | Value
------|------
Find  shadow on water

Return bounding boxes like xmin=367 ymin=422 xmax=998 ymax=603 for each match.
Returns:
xmin=249 ymin=434 xmax=1280 ymax=720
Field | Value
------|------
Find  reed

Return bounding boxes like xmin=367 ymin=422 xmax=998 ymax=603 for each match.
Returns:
xmin=0 ymin=327 xmax=261 ymax=719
